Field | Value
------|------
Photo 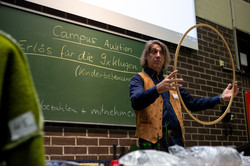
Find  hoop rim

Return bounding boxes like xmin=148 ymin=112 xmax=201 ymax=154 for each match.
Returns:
xmin=174 ymin=23 xmax=236 ymax=125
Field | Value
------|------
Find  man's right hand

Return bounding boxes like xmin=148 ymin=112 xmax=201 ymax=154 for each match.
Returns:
xmin=156 ymin=70 xmax=183 ymax=94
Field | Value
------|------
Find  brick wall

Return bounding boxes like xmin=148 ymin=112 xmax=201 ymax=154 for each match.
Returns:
xmin=2 ymin=0 xmax=250 ymax=160
xmin=178 ymin=17 xmax=249 ymax=147
xmin=43 ymin=123 xmax=137 ymax=160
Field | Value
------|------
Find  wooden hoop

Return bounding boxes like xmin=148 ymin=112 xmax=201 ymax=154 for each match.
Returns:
xmin=174 ymin=23 xmax=236 ymax=125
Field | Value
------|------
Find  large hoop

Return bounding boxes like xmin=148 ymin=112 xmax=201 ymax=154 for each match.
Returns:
xmin=174 ymin=23 xmax=236 ymax=125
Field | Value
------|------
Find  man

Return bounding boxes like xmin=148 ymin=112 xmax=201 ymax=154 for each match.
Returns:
xmin=129 ymin=40 xmax=239 ymax=151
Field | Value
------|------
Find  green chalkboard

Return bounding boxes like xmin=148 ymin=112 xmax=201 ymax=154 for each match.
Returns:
xmin=0 ymin=5 xmax=145 ymax=126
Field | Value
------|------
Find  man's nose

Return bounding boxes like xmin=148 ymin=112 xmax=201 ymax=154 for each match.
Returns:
xmin=155 ymin=51 xmax=161 ymax=57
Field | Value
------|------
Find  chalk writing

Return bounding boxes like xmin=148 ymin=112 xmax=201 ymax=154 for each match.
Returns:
xmin=78 ymin=50 xmax=94 ymax=63
xmin=53 ymin=25 xmax=97 ymax=44
xmin=41 ymin=100 xmax=78 ymax=113
xmin=90 ymin=105 xmax=135 ymax=118
xmin=52 ymin=25 xmax=140 ymax=60
xmin=104 ymin=39 xmax=132 ymax=53
xmin=60 ymin=45 xmax=75 ymax=58
xmin=75 ymin=65 xmax=132 ymax=82
xmin=18 ymin=40 xmax=52 ymax=55
xmin=25 ymin=52 xmax=137 ymax=75
xmin=100 ymin=53 xmax=137 ymax=71
xmin=40 ymin=99 xmax=135 ymax=118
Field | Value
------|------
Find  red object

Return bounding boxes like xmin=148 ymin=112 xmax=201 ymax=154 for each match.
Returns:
xmin=245 ymin=91 xmax=250 ymax=139
xmin=109 ymin=160 xmax=121 ymax=166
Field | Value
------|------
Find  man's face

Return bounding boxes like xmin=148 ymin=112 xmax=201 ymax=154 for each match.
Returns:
xmin=146 ymin=44 xmax=165 ymax=73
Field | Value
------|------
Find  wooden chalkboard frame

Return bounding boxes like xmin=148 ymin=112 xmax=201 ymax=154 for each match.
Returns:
xmin=1 ymin=3 xmax=146 ymax=127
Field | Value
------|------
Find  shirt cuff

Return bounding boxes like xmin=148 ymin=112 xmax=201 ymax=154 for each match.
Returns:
xmin=216 ymin=95 xmax=222 ymax=104
xmin=151 ymin=85 xmax=160 ymax=98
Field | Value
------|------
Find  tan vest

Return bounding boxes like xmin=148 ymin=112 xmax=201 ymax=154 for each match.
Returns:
xmin=134 ymin=72 xmax=185 ymax=144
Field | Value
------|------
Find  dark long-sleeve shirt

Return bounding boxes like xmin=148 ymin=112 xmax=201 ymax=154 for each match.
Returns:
xmin=130 ymin=68 xmax=221 ymax=130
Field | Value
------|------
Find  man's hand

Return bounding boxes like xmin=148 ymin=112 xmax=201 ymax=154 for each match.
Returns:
xmin=156 ymin=70 xmax=183 ymax=94
xmin=221 ymin=81 xmax=239 ymax=102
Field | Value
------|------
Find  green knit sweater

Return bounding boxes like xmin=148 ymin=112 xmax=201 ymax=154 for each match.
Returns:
xmin=0 ymin=30 xmax=45 ymax=166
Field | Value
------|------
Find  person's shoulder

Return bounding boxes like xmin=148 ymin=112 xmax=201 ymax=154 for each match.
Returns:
xmin=131 ymin=73 xmax=142 ymax=79
xmin=0 ymin=30 xmax=20 ymax=52
xmin=0 ymin=30 xmax=18 ymax=44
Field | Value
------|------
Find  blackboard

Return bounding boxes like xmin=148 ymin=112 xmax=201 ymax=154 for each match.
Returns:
xmin=0 ymin=5 xmax=145 ymax=126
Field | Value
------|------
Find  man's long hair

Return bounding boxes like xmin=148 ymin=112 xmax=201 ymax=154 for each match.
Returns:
xmin=140 ymin=40 xmax=171 ymax=71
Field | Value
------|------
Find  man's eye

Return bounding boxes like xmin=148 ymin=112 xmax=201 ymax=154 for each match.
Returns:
xmin=151 ymin=50 xmax=157 ymax=54
xmin=152 ymin=50 xmax=157 ymax=54
xmin=151 ymin=50 xmax=163 ymax=56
